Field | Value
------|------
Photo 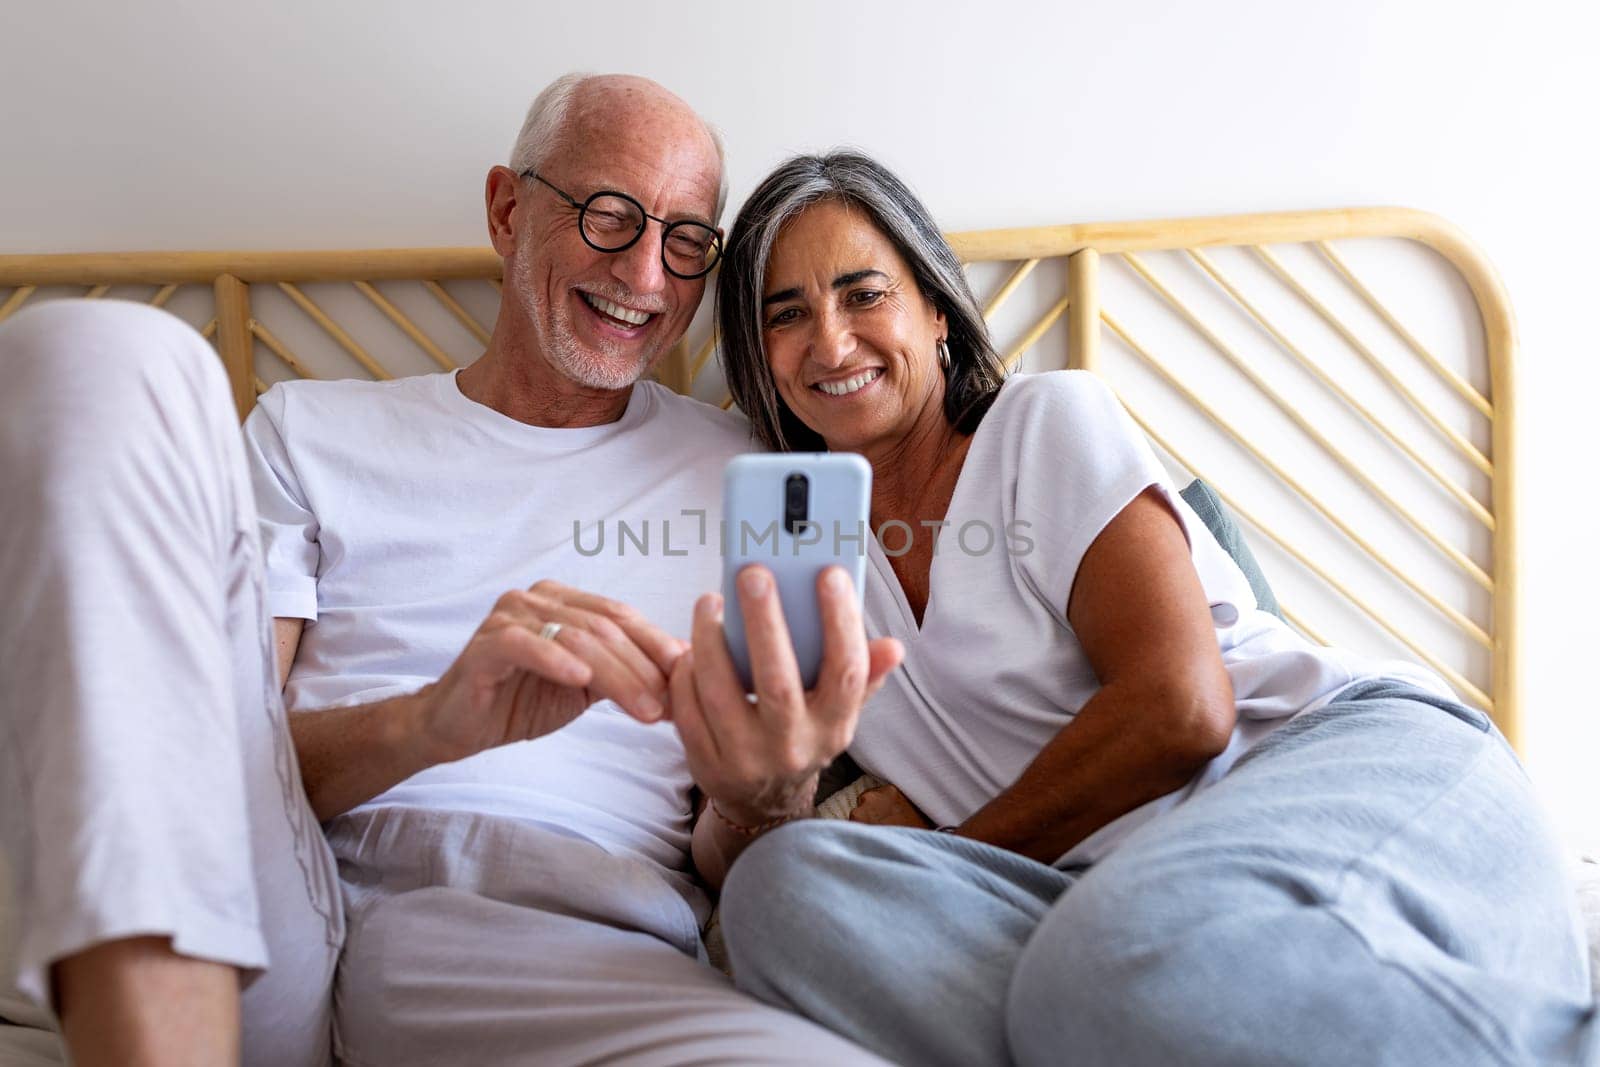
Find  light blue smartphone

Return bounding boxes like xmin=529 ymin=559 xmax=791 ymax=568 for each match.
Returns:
xmin=722 ymin=453 xmax=872 ymax=690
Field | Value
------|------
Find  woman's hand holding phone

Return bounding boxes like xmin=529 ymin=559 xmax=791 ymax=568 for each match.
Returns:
xmin=669 ymin=562 xmax=903 ymax=831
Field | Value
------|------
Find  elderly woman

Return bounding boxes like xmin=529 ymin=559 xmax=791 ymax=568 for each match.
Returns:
xmin=670 ymin=151 xmax=1595 ymax=1067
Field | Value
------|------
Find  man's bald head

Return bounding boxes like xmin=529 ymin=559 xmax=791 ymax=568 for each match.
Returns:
xmin=484 ymin=73 xmax=724 ymax=397
xmin=509 ymin=73 xmax=727 ymax=222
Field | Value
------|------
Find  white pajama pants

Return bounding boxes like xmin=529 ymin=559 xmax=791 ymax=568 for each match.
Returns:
xmin=328 ymin=805 xmax=885 ymax=1066
xmin=0 ymin=301 xmax=886 ymax=1066
xmin=0 ymin=300 xmax=344 ymax=1065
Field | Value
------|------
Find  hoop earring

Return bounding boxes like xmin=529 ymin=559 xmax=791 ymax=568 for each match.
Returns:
xmin=936 ymin=338 xmax=952 ymax=373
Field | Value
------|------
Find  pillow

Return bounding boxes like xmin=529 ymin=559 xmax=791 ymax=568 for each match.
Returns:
xmin=1178 ymin=478 xmax=1281 ymax=619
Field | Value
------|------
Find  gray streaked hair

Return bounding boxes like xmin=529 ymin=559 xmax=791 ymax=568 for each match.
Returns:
xmin=717 ymin=151 xmax=1007 ymax=452
xmin=508 ymin=73 xmax=730 ymax=223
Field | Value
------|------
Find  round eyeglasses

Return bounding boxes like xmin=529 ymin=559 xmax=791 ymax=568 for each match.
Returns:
xmin=522 ymin=171 xmax=722 ymax=280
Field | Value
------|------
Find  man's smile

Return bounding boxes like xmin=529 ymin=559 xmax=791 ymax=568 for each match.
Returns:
xmin=580 ymin=291 xmax=658 ymax=333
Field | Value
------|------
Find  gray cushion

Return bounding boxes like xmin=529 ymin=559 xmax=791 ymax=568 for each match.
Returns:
xmin=1179 ymin=478 xmax=1281 ymax=618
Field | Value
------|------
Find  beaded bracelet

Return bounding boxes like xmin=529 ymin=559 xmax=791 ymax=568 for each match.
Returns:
xmin=709 ymin=799 xmax=807 ymax=838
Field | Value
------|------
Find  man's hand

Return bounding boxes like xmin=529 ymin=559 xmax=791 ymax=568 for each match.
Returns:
xmin=289 ymin=580 xmax=684 ymax=822
xmin=849 ymin=784 xmax=934 ymax=830
xmin=671 ymin=564 xmax=902 ymax=829
xmin=413 ymin=580 xmax=686 ymax=767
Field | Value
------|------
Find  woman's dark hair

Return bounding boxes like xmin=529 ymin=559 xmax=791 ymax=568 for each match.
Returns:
xmin=716 ymin=151 xmax=1007 ymax=452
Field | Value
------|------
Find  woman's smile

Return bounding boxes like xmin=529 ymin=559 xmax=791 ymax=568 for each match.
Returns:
xmin=813 ymin=367 xmax=883 ymax=398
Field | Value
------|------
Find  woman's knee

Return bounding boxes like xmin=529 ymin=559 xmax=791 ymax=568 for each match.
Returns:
xmin=1004 ymin=871 xmax=1527 ymax=1067
xmin=1005 ymin=869 xmax=1121 ymax=1057
xmin=1003 ymin=857 xmax=1272 ymax=1065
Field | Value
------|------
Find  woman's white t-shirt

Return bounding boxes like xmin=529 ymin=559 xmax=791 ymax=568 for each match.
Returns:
xmin=850 ymin=371 xmax=1451 ymax=867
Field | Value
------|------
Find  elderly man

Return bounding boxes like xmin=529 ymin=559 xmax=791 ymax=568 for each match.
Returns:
xmin=0 ymin=74 xmax=898 ymax=1066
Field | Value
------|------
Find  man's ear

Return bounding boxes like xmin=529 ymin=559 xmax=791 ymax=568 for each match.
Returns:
xmin=485 ymin=165 xmax=521 ymax=256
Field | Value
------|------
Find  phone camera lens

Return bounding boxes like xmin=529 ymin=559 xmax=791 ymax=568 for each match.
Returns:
xmin=784 ymin=473 xmax=809 ymax=534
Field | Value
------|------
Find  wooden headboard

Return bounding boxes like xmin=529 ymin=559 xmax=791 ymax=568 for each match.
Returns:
xmin=0 ymin=207 xmax=1517 ymax=745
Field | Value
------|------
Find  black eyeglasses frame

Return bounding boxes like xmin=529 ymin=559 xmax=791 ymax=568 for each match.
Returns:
xmin=521 ymin=170 xmax=721 ymax=280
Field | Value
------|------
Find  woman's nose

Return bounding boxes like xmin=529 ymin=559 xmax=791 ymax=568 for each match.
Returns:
xmin=810 ymin=307 xmax=854 ymax=367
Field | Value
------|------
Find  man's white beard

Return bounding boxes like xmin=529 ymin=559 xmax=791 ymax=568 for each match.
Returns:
xmin=546 ymin=329 xmax=654 ymax=391
xmin=511 ymin=257 xmax=657 ymax=391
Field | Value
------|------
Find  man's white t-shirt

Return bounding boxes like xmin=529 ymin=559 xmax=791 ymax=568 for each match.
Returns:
xmin=850 ymin=371 xmax=1452 ymax=867
xmin=242 ymin=370 xmax=751 ymax=886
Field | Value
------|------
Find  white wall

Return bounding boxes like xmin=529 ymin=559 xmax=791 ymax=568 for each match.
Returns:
xmin=3 ymin=0 xmax=1595 ymax=850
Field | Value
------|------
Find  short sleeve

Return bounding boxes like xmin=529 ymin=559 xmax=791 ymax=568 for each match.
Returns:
xmin=242 ymin=387 xmax=320 ymax=620
xmin=1008 ymin=373 xmax=1176 ymax=619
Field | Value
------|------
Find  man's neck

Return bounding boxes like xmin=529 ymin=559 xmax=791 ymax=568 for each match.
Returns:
xmin=457 ymin=333 xmax=634 ymax=429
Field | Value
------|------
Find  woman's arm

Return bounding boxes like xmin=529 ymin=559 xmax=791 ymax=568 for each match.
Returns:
xmin=951 ymin=487 xmax=1236 ymax=864
xmin=688 ymin=786 xmax=818 ymax=891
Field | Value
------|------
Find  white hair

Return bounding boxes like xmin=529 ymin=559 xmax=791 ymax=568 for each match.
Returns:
xmin=508 ymin=73 xmax=729 ymax=223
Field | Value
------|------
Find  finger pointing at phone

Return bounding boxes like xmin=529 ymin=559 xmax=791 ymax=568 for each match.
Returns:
xmin=672 ymin=564 xmax=902 ymax=888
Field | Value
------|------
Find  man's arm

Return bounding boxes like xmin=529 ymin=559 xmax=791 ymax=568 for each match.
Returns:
xmin=287 ymin=692 xmax=438 ymax=822
xmin=276 ymin=582 xmax=686 ymax=823
xmin=273 ymin=615 xmax=435 ymax=821
xmin=273 ymin=617 xmax=303 ymax=692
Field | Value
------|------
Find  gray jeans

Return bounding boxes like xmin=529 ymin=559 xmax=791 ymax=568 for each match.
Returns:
xmin=722 ymin=681 xmax=1597 ymax=1066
